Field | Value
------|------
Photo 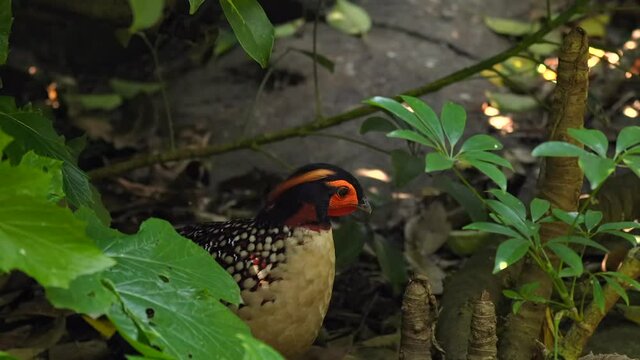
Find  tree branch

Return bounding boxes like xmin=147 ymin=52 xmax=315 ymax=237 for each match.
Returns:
xmin=88 ymin=0 xmax=587 ymax=180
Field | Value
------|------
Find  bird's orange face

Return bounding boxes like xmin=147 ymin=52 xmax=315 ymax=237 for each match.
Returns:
xmin=326 ymin=179 xmax=369 ymax=217
xmin=257 ymin=164 xmax=370 ymax=229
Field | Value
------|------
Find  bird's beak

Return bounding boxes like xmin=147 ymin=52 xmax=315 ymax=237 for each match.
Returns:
xmin=357 ymin=197 xmax=372 ymax=214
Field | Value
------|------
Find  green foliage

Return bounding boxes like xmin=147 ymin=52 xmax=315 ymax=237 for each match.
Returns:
xmin=188 ymin=0 xmax=206 ymax=14
xmin=326 ymin=0 xmax=371 ymax=36
xmin=390 ymin=149 xmax=423 ymax=187
xmin=503 ymin=282 xmax=547 ymax=314
xmin=109 ymin=78 xmax=163 ymax=99
xmin=486 ymin=92 xmax=539 ymax=113
xmin=220 ymin=0 xmax=274 ymax=68
xmin=290 ymin=48 xmax=335 ymax=72
xmin=0 ymin=109 xmax=282 ymax=359
xmin=360 ymin=116 xmax=397 ymax=135
xmin=333 ymin=220 xmax=367 ymax=270
xmin=366 ymin=96 xmax=511 ymax=190
xmin=533 ymin=126 xmax=640 ymax=190
xmin=493 ymin=238 xmax=530 ymax=274
xmin=373 ymin=235 xmax=408 ymax=294
xmin=484 ymin=16 xmax=540 ymax=36
xmin=128 ymin=0 xmax=165 ymax=33
xmin=0 ymin=0 xmax=11 ymax=65
xmin=0 ymin=100 xmax=93 ymax=208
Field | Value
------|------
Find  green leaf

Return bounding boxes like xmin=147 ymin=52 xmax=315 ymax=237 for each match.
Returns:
xmin=530 ymin=198 xmax=550 ymax=222
xmin=433 ymin=177 xmax=487 ymax=222
xmin=551 ymin=208 xmax=582 ymax=226
xmin=584 ymin=210 xmax=603 ymax=231
xmin=390 ymin=149 xmax=424 ymax=187
xmin=529 ymin=30 xmax=561 ymax=56
xmin=214 ymin=28 xmax=239 ymax=56
xmin=0 ymin=159 xmax=53 ymax=200
xmin=547 ymin=235 xmax=608 ymax=253
xmin=0 ymin=195 xmax=115 ymax=288
xmin=486 ymin=199 xmax=530 ymax=236
xmin=532 ymin=141 xmax=585 ymax=157
xmin=96 ymin=218 xmax=254 ymax=359
xmin=493 ymin=238 xmax=530 ymax=273
xmin=274 ymin=18 xmax=305 ymax=38
xmin=425 ymin=152 xmax=454 ymax=172
xmin=333 ymin=219 xmax=366 ymax=270
xmin=290 ymin=48 xmax=335 ymax=72
xmin=19 ymin=151 xmax=64 ymax=202
xmin=547 ymin=243 xmax=583 ymax=277
xmin=188 ymin=0 xmax=205 ymax=14
xmin=360 ymin=116 xmax=397 ymax=134
xmin=470 ymin=160 xmax=507 ymax=191
xmin=616 ymin=126 xmax=640 ymax=156
xmin=0 ymin=351 xmax=19 ymax=360
xmin=220 ymin=0 xmax=274 ymax=68
xmin=484 ymin=17 xmax=539 ymax=36
xmin=109 ymin=79 xmax=162 ymax=99
xmin=128 ymin=0 xmax=165 ymax=33
xmin=487 ymin=92 xmax=539 ymax=113
xmin=441 ymin=102 xmax=466 ymax=149
xmin=600 ymin=230 xmax=638 ymax=246
xmin=579 ymin=152 xmax=616 ymax=190
xmin=387 ymin=129 xmax=436 ymax=148
xmin=372 ymin=234 xmax=408 ymax=294
xmin=591 ymin=277 xmax=605 ymax=313
xmin=603 ymin=276 xmax=629 ymax=305
xmin=460 ymin=134 xmax=503 ymax=152
xmin=0 ymin=108 xmax=92 ymax=208
xmin=488 ymin=189 xmax=526 ymax=220
xmin=65 ymin=94 xmax=123 ymax=111
xmin=512 ymin=300 xmax=524 ymax=314
xmin=0 ymin=128 xmax=12 ymax=154
xmin=326 ymin=0 xmax=371 ymax=35
xmin=238 ymin=333 xmax=284 ymax=360
xmin=463 ymin=222 xmax=523 ymax=239
xmin=623 ymin=155 xmax=640 ymax=179
xmin=568 ymin=128 xmax=609 ymax=158
xmin=461 ymin=151 xmax=513 ymax=170
xmin=502 ymin=289 xmax=522 ymax=300
xmin=46 ymin=272 xmax=116 ymax=315
xmin=0 ymin=0 xmax=11 ymax=65
xmin=399 ymin=95 xmax=445 ymax=147
xmin=603 ymin=272 xmax=640 ymax=292
xmin=366 ymin=97 xmax=427 ymax=137
xmin=597 ymin=221 xmax=640 ymax=232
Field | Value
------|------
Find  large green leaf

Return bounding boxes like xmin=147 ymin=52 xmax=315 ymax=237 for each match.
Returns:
xmin=529 ymin=198 xmax=550 ymax=222
xmin=0 ymin=128 xmax=12 ymax=153
xmin=488 ymin=189 xmax=526 ymax=220
xmin=387 ymin=129 xmax=436 ymax=148
xmin=188 ymin=0 xmax=205 ymax=14
xmin=372 ymin=235 xmax=407 ymax=294
xmin=128 ymin=0 xmax=165 ymax=33
xmin=333 ymin=219 xmax=366 ymax=270
xmin=367 ymin=97 xmax=431 ymax=142
xmin=463 ymin=222 xmax=523 ymax=239
xmin=400 ymin=95 xmax=445 ymax=147
xmin=220 ymin=0 xmax=274 ymax=68
xmin=0 ymin=0 xmax=12 ymax=65
xmin=547 ymin=243 xmax=583 ymax=277
xmin=532 ymin=141 xmax=585 ymax=157
xmin=469 ymin=160 xmax=507 ymax=191
xmin=0 ymin=108 xmax=92 ymax=208
xmin=440 ymin=102 xmax=466 ymax=149
xmin=546 ymin=235 xmax=608 ymax=253
xmin=486 ymin=199 xmax=529 ymax=236
xmin=360 ymin=116 xmax=397 ymax=134
xmin=390 ymin=149 xmax=424 ymax=187
xmin=484 ymin=17 xmax=539 ymax=36
xmin=493 ymin=238 xmax=530 ymax=273
xmin=425 ymin=152 xmax=454 ymax=172
xmin=461 ymin=151 xmax=513 ymax=170
xmin=97 ymin=218 xmax=255 ymax=359
xmin=460 ymin=134 xmax=503 ymax=152
xmin=46 ymin=272 xmax=116 ymax=315
xmin=623 ymin=155 xmax=640 ymax=179
xmin=615 ymin=126 xmax=640 ymax=156
xmin=579 ymin=152 xmax=616 ymax=190
xmin=326 ymin=0 xmax=371 ymax=35
xmin=0 ymin=195 xmax=115 ymax=288
xmin=591 ymin=278 xmax=605 ymax=313
xmin=568 ymin=128 xmax=609 ymax=158
xmin=584 ymin=210 xmax=603 ymax=231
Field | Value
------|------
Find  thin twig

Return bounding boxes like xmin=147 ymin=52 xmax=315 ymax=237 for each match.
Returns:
xmin=88 ymin=0 xmax=586 ymax=180
xmin=312 ymin=0 xmax=324 ymax=119
xmin=138 ymin=33 xmax=175 ymax=151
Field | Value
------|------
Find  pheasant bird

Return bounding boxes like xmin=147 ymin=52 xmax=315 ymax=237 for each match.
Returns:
xmin=179 ymin=163 xmax=370 ymax=358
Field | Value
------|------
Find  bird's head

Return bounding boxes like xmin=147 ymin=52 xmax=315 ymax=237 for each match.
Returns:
xmin=256 ymin=163 xmax=370 ymax=230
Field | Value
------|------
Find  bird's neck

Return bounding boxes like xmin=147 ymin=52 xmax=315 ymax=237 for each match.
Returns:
xmin=257 ymin=202 xmax=331 ymax=232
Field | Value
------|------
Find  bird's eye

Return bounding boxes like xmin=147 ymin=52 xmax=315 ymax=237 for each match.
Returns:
xmin=336 ymin=186 xmax=349 ymax=197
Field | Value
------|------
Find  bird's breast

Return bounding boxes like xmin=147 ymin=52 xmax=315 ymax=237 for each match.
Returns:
xmin=235 ymin=227 xmax=336 ymax=359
